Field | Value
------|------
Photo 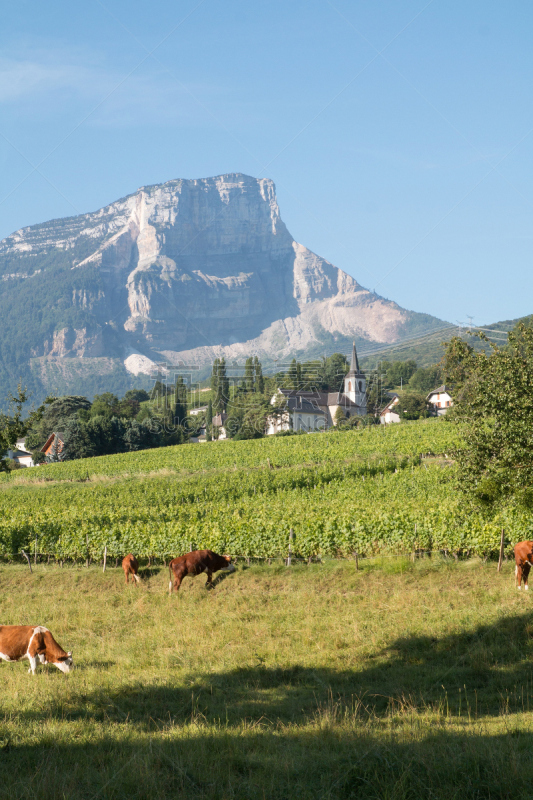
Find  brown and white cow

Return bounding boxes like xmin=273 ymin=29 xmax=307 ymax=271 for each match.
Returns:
xmin=514 ymin=541 xmax=533 ymax=590
xmin=122 ymin=554 xmax=141 ymax=585
xmin=168 ymin=549 xmax=235 ymax=593
xmin=0 ymin=625 xmax=73 ymax=674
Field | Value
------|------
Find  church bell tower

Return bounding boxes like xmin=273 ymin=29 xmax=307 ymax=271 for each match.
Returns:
xmin=344 ymin=342 xmax=366 ymax=411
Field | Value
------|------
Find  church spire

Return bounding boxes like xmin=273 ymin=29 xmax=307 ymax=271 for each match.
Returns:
xmin=348 ymin=341 xmax=361 ymax=375
xmin=343 ymin=340 xmax=367 ymax=414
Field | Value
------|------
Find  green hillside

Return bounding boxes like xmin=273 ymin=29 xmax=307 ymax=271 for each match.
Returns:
xmin=360 ymin=314 xmax=532 ymax=371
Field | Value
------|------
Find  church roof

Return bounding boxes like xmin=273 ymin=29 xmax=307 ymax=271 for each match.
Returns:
xmin=277 ymin=388 xmax=364 ymax=410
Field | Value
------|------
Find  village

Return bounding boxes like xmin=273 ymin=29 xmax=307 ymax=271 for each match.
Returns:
xmin=4 ymin=343 xmax=452 ymax=468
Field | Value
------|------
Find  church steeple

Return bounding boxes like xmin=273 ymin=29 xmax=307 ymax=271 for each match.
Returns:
xmin=344 ymin=341 xmax=366 ymax=411
xmin=349 ymin=341 xmax=361 ymax=375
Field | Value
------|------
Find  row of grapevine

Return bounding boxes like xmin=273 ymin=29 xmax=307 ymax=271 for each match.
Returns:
xmin=0 ymin=454 xmax=528 ymax=561
xmin=0 ymin=418 xmax=460 ymax=486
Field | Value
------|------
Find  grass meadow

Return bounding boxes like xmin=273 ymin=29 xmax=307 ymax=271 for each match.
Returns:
xmin=1 ymin=557 xmax=533 ymax=799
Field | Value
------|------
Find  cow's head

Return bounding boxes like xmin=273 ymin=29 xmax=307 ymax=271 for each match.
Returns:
xmin=222 ymin=555 xmax=236 ymax=573
xmin=53 ymin=652 xmax=74 ymax=673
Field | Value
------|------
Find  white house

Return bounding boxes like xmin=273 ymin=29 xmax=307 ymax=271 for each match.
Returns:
xmin=266 ymin=394 xmax=326 ymax=434
xmin=189 ymin=405 xmax=208 ymax=416
xmin=266 ymin=343 xmax=367 ymax=434
xmin=426 ymin=385 xmax=453 ymax=416
xmin=6 ymin=447 xmax=34 ymax=467
xmin=380 ymin=394 xmax=401 ymax=425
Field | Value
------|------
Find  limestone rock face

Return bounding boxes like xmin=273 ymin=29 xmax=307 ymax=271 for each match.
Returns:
xmin=0 ymin=173 xmax=443 ymax=393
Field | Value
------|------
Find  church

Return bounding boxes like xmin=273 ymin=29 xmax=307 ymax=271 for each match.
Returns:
xmin=266 ymin=343 xmax=367 ymax=434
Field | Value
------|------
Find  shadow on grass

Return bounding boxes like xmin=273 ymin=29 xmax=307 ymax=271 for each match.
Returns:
xmin=3 ymin=721 xmax=533 ymax=799
xmin=18 ymin=610 xmax=533 ymax=726
xmin=139 ymin=566 xmax=163 ymax=580
xmin=6 ymin=612 xmax=533 ymax=798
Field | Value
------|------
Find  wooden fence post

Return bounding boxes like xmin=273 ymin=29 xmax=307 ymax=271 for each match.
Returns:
xmin=103 ymin=545 xmax=107 ymax=573
xmin=85 ymin=533 xmax=89 ymax=568
xmin=354 ymin=551 xmax=359 ymax=571
xmin=287 ymin=528 xmax=293 ymax=566
xmin=498 ymin=528 xmax=505 ymax=573
xmin=34 ymin=536 xmax=38 ymax=565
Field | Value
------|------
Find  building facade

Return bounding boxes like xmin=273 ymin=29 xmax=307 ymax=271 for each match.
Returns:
xmin=266 ymin=343 xmax=367 ymax=434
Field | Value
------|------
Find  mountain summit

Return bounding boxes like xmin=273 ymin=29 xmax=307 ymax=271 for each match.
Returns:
xmin=0 ymin=173 xmax=443 ymax=397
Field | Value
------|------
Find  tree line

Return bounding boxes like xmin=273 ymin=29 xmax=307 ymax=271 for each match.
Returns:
xmin=1 ymin=348 xmax=448 ymax=466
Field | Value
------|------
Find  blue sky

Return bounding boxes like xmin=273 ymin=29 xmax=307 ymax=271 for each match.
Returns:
xmin=1 ymin=0 xmax=531 ymax=326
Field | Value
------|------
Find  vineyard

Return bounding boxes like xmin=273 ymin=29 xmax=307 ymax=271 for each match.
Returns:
xmin=0 ymin=419 xmax=528 ymax=561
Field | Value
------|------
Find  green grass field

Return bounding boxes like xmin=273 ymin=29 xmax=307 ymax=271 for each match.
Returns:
xmin=2 ymin=557 xmax=533 ymax=799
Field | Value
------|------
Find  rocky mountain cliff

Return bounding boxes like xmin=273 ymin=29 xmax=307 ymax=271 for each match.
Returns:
xmin=0 ymin=173 xmax=444 ymax=399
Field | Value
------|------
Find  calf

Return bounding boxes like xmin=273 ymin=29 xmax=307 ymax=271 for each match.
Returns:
xmin=169 ymin=549 xmax=235 ymax=593
xmin=514 ymin=541 xmax=533 ymax=590
xmin=0 ymin=625 xmax=73 ymax=674
xmin=122 ymin=554 xmax=141 ymax=585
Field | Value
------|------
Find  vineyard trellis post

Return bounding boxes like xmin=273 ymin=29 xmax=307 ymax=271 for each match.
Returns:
xmin=103 ymin=545 xmax=107 ymax=573
xmin=85 ymin=533 xmax=89 ymax=568
xmin=287 ymin=528 xmax=293 ymax=566
xmin=497 ymin=528 xmax=505 ymax=573
xmin=34 ymin=536 xmax=37 ymax=565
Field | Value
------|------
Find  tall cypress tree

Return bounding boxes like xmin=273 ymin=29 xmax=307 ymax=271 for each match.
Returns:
xmin=254 ymin=356 xmax=264 ymax=394
xmin=210 ymin=358 xmax=219 ymax=401
xmin=173 ymin=376 xmax=188 ymax=426
xmin=245 ymin=357 xmax=254 ymax=392
xmin=211 ymin=358 xmax=230 ymax=411
xmin=287 ymin=359 xmax=298 ymax=391
xmin=220 ymin=358 xmax=230 ymax=411
xmin=206 ymin=399 xmax=213 ymax=442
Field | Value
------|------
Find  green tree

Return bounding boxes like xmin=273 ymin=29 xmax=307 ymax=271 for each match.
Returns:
xmin=408 ymin=366 xmax=442 ymax=393
xmin=245 ymin=357 xmax=254 ymax=392
xmin=334 ymin=406 xmax=347 ymax=427
xmin=124 ymin=389 xmax=150 ymax=403
xmin=397 ymin=392 xmax=428 ymax=420
xmin=440 ymin=337 xmax=476 ymax=394
xmin=25 ymin=395 xmax=90 ymax=450
xmin=385 ymin=360 xmax=417 ymax=388
xmin=0 ymin=386 xmax=54 ymax=472
xmin=225 ymin=394 xmax=269 ymax=440
xmin=324 ymin=353 xmax=350 ymax=391
xmin=446 ymin=322 xmax=533 ymax=507
xmin=287 ymin=359 xmax=298 ymax=390
xmin=61 ymin=419 xmax=95 ymax=460
xmin=90 ymin=392 xmax=119 ymax=419
xmin=211 ymin=358 xmax=229 ymax=412
xmin=173 ymin=376 xmax=188 ymax=426
xmin=206 ymin=399 xmax=213 ymax=442
xmin=254 ymin=356 xmax=264 ymax=394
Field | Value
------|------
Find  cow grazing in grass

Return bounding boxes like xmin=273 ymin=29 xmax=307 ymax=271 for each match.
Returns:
xmin=0 ymin=625 xmax=73 ymax=674
xmin=169 ymin=549 xmax=235 ymax=593
xmin=514 ymin=541 xmax=533 ymax=590
xmin=122 ymin=554 xmax=141 ymax=585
